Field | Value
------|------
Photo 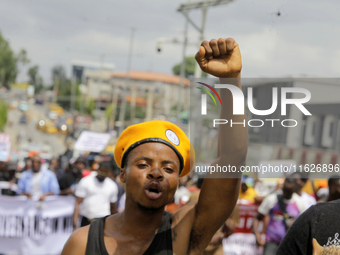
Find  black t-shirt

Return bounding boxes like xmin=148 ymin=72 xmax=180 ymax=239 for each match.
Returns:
xmin=58 ymin=172 xmax=80 ymax=191
xmin=277 ymin=199 xmax=340 ymax=255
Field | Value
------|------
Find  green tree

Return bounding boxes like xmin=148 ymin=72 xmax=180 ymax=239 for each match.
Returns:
xmin=172 ymin=56 xmax=207 ymax=78
xmin=27 ymin=65 xmax=44 ymax=93
xmin=0 ymin=32 xmax=29 ymax=89
xmin=76 ymin=97 xmax=95 ymax=116
xmin=51 ymin=65 xmax=67 ymax=86
xmin=0 ymin=100 xmax=7 ymax=132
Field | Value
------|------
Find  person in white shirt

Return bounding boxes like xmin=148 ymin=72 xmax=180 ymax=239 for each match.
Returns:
xmin=73 ymin=160 xmax=118 ymax=230
xmin=292 ymin=172 xmax=317 ymax=208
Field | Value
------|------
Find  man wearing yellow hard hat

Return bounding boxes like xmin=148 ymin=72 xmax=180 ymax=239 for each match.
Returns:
xmin=62 ymin=37 xmax=248 ymax=255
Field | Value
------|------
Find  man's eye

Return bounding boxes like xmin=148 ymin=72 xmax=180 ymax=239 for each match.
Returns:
xmin=165 ymin=168 xmax=174 ymax=173
xmin=137 ymin=164 xmax=148 ymax=168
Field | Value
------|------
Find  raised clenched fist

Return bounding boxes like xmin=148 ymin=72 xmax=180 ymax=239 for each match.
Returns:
xmin=195 ymin=37 xmax=242 ymax=78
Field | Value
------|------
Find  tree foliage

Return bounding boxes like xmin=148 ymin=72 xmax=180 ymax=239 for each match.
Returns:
xmin=0 ymin=31 xmax=29 ymax=89
xmin=51 ymin=65 xmax=67 ymax=85
xmin=27 ymin=65 xmax=44 ymax=93
xmin=0 ymin=100 xmax=7 ymax=132
xmin=172 ymin=56 xmax=207 ymax=78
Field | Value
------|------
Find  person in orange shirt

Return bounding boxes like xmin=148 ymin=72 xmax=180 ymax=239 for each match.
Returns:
xmin=239 ymin=175 xmax=263 ymax=204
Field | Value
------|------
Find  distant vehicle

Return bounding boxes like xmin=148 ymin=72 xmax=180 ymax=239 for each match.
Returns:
xmin=37 ymin=120 xmax=45 ymax=131
xmin=48 ymin=103 xmax=64 ymax=116
xmin=19 ymin=101 xmax=29 ymax=111
xmin=35 ymin=98 xmax=44 ymax=105
xmin=47 ymin=111 xmax=58 ymax=120
xmin=42 ymin=122 xmax=58 ymax=134
xmin=54 ymin=117 xmax=70 ymax=134
xmin=19 ymin=115 xmax=27 ymax=124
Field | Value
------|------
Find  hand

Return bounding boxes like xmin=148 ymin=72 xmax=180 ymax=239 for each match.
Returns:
xmin=209 ymin=232 xmax=224 ymax=245
xmin=25 ymin=193 xmax=33 ymax=199
xmin=39 ymin=194 xmax=48 ymax=201
xmin=195 ymin=38 xmax=242 ymax=78
xmin=255 ymin=232 xmax=265 ymax=247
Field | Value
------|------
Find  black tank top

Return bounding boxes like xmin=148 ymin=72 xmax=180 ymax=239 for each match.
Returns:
xmin=85 ymin=211 xmax=173 ymax=255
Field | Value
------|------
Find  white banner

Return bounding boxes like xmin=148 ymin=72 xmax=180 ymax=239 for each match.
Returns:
xmin=0 ymin=196 xmax=75 ymax=255
xmin=0 ymin=133 xmax=11 ymax=162
xmin=74 ymin=131 xmax=111 ymax=153
xmin=223 ymin=233 xmax=263 ymax=255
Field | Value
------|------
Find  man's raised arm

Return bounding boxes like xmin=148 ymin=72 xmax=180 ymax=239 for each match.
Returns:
xmin=190 ymin=37 xmax=248 ymax=252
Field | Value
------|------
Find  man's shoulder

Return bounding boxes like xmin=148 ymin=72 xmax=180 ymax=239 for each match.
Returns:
xmin=42 ymin=168 xmax=57 ymax=177
xmin=105 ymin=177 xmax=118 ymax=188
xmin=263 ymin=192 xmax=278 ymax=203
xmin=20 ymin=170 xmax=32 ymax=177
xmin=61 ymin=226 xmax=89 ymax=255
xmin=314 ymin=199 xmax=340 ymax=211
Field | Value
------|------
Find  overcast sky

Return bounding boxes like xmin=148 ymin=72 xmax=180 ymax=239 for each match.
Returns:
xmin=1 ymin=0 xmax=340 ymax=84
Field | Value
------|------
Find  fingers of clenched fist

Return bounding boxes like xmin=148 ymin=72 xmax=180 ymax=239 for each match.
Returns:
xmin=195 ymin=37 xmax=241 ymax=78
xmin=198 ymin=38 xmax=236 ymax=60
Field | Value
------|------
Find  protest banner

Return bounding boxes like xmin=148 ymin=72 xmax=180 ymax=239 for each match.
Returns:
xmin=0 ymin=196 xmax=75 ymax=255
xmin=223 ymin=203 xmax=263 ymax=255
xmin=74 ymin=131 xmax=111 ymax=153
xmin=0 ymin=133 xmax=10 ymax=162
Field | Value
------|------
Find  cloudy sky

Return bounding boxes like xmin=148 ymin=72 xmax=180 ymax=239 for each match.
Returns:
xmin=1 ymin=0 xmax=340 ymax=84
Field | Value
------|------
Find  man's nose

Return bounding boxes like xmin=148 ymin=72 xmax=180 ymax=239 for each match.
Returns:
xmin=147 ymin=166 xmax=164 ymax=181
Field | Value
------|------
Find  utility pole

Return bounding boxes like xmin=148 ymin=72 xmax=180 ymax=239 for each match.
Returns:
xmin=118 ymin=27 xmax=135 ymax=136
xmin=53 ymin=77 xmax=59 ymax=103
xmin=95 ymin=54 xmax=105 ymax=131
xmin=176 ymin=18 xmax=189 ymax=127
xmin=177 ymin=0 xmax=234 ymax=155
xmin=177 ymin=0 xmax=234 ymax=78
xmin=70 ymin=68 xmax=76 ymax=119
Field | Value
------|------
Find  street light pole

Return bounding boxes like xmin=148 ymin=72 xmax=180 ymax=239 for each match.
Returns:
xmin=176 ymin=17 xmax=189 ymax=127
xmin=118 ymin=27 xmax=135 ymax=136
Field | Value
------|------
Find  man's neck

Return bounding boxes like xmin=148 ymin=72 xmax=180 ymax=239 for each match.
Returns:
xmin=296 ymin=189 xmax=302 ymax=196
xmin=118 ymin=200 xmax=165 ymax=237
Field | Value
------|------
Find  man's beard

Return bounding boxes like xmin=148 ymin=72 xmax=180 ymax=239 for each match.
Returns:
xmin=137 ymin=202 xmax=164 ymax=213
xmin=96 ymin=175 xmax=106 ymax=182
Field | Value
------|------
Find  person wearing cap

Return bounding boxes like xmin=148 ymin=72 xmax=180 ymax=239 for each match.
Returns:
xmin=62 ymin=37 xmax=248 ymax=255
xmin=72 ymin=160 xmax=119 ymax=230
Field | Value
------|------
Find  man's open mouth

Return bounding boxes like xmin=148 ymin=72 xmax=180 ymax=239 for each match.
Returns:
xmin=144 ymin=182 xmax=163 ymax=200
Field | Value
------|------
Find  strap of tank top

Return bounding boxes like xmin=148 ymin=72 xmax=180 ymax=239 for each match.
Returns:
xmin=85 ymin=216 xmax=110 ymax=255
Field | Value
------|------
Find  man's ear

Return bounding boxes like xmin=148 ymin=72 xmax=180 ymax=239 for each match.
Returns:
xmin=120 ymin=168 xmax=126 ymax=184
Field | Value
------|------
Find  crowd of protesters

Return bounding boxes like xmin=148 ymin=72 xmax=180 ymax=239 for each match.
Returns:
xmin=1 ymin=154 xmax=340 ymax=254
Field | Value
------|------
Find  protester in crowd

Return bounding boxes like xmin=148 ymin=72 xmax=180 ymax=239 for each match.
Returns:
xmin=316 ymin=180 xmax=328 ymax=201
xmin=0 ymin=161 xmax=17 ymax=195
xmin=108 ymin=156 xmax=125 ymax=210
xmin=72 ymin=160 xmax=118 ymax=230
xmin=253 ymin=175 xmax=307 ymax=255
xmin=22 ymin=157 xmax=33 ymax=172
xmin=239 ymin=175 xmax=263 ymax=204
xmin=62 ymin=37 xmax=248 ymax=255
xmin=292 ymin=172 xmax=316 ymax=208
xmin=0 ymin=161 xmax=9 ymax=182
xmin=17 ymin=155 xmax=60 ymax=200
xmin=58 ymin=159 xmax=86 ymax=196
xmin=323 ymin=175 xmax=340 ymax=202
xmin=277 ymin=196 xmax=340 ymax=253
xmin=174 ymin=176 xmax=190 ymax=205
xmin=73 ymin=156 xmax=91 ymax=177
xmin=49 ymin=157 xmax=63 ymax=179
